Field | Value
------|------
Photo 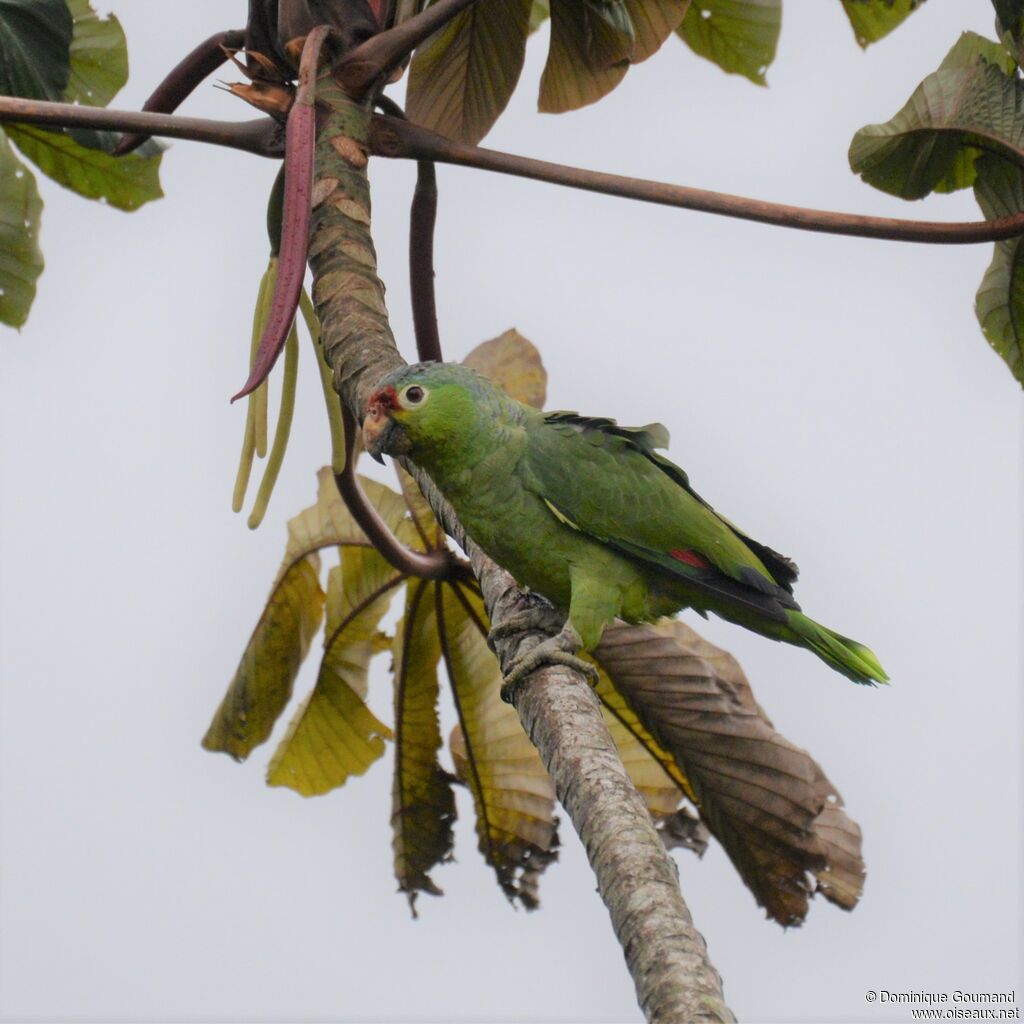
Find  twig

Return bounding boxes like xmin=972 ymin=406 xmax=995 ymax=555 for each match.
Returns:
xmin=375 ymin=95 xmax=442 ymax=364
xmin=369 ymin=115 xmax=1024 ymax=245
xmin=336 ymin=0 xmax=479 ymax=98
xmin=335 ymin=407 xmax=463 ymax=581
xmin=0 ymin=95 xmax=283 ymax=157
xmin=113 ymin=29 xmax=245 ymax=156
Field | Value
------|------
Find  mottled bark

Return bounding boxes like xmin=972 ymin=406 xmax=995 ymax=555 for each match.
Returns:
xmin=309 ymin=78 xmax=733 ymax=1024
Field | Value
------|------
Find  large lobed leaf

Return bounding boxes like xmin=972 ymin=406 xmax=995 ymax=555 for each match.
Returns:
xmin=676 ymin=0 xmax=780 ymax=85
xmin=974 ymin=153 xmax=1024 ymax=384
xmin=0 ymin=133 xmax=42 ymax=328
xmin=391 ymin=580 xmax=456 ymax=911
xmin=849 ymin=34 xmax=1024 ymax=199
xmin=593 ymin=620 xmax=865 ymax=925
xmin=440 ymin=582 xmax=559 ymax=908
xmin=841 ymin=0 xmax=925 ymax=49
xmin=266 ymin=550 xmax=398 ymax=796
xmin=538 ymin=0 xmax=634 ymax=113
xmin=64 ymin=0 xmax=128 ymax=108
xmin=5 ymin=123 xmax=162 ymax=211
xmin=461 ymin=327 xmax=548 ymax=409
xmin=203 ymin=469 xmax=413 ymax=760
xmin=406 ymin=0 xmax=533 ymax=145
xmin=0 ymin=0 xmax=72 ymax=102
xmin=850 ymin=33 xmax=1024 ymax=386
xmin=201 ymin=555 xmax=325 ymax=761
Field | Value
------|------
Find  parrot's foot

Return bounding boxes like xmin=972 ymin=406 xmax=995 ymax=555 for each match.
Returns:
xmin=486 ymin=606 xmax=562 ymax=654
xmin=499 ymin=625 xmax=599 ymax=705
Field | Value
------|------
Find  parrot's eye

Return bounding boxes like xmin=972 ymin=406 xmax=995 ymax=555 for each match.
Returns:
xmin=402 ymin=385 xmax=427 ymax=406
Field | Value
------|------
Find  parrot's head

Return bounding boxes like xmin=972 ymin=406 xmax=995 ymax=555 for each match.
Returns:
xmin=363 ymin=362 xmax=492 ymax=464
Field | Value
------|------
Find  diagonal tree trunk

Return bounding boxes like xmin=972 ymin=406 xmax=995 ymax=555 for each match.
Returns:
xmin=307 ymin=75 xmax=734 ymax=1023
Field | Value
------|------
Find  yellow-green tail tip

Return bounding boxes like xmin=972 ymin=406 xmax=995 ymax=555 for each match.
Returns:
xmin=788 ymin=612 xmax=889 ymax=686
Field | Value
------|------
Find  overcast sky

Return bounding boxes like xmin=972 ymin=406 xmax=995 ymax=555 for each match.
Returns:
xmin=1 ymin=2 xmax=1021 ymax=1022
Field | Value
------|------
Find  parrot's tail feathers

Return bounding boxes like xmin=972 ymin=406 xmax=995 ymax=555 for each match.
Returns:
xmin=787 ymin=612 xmax=889 ymax=686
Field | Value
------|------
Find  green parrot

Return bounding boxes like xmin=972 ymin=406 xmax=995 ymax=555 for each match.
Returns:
xmin=363 ymin=362 xmax=887 ymax=688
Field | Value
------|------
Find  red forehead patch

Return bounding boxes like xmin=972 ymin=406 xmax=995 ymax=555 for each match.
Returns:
xmin=368 ymin=385 xmax=399 ymax=411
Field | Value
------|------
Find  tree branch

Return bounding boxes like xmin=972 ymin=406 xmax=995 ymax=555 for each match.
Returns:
xmin=369 ymin=115 xmax=1024 ymax=245
xmin=308 ymin=76 xmax=734 ymax=1023
xmin=112 ymin=28 xmax=245 ymax=156
xmin=408 ymin=467 xmax=735 ymax=1024
xmin=0 ymin=96 xmax=284 ymax=157
xmin=336 ymin=0 xmax=479 ymax=98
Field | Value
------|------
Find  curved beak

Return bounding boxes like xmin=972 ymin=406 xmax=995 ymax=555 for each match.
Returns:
xmin=363 ymin=401 xmax=409 ymax=463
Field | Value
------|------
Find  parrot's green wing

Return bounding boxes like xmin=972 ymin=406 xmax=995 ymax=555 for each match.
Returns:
xmin=520 ymin=412 xmax=800 ymax=621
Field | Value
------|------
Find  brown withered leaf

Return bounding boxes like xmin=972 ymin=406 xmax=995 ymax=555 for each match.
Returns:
xmin=391 ymin=580 xmax=456 ymax=912
xmin=539 ymin=0 xmax=631 ymax=113
xmin=462 ymin=328 xmax=547 ymax=409
xmin=626 ymin=0 xmax=690 ymax=63
xmin=440 ymin=582 xmax=559 ymax=908
xmin=593 ymin=620 xmax=865 ymax=925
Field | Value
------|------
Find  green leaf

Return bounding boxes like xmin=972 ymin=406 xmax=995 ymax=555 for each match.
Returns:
xmin=267 ymin=549 xmax=399 ymax=796
xmin=439 ymin=583 xmax=558 ymax=908
xmin=406 ymin=0 xmax=532 ymax=145
xmin=64 ymin=0 xmax=128 ymax=107
xmin=594 ymin=620 xmax=865 ymax=925
xmin=841 ymin=0 xmax=925 ymax=49
xmin=0 ymin=132 xmax=43 ymax=328
xmin=936 ymin=30 xmax=1017 ymax=76
xmin=529 ymin=0 xmax=550 ymax=33
xmin=201 ymin=555 xmax=325 ymax=761
xmin=849 ymin=55 xmax=1024 ymax=200
xmin=5 ymin=123 xmax=163 ymax=211
xmin=974 ymin=154 xmax=1024 ymax=385
xmin=677 ymin=0 xmax=781 ymax=85
xmin=391 ymin=580 xmax=455 ymax=911
xmin=0 ymin=133 xmax=42 ymax=328
xmin=538 ymin=0 xmax=632 ymax=113
xmin=0 ymin=0 xmax=72 ymax=101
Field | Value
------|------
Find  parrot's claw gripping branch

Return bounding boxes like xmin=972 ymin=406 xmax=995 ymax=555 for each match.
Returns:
xmin=499 ymin=624 xmax=600 ymax=705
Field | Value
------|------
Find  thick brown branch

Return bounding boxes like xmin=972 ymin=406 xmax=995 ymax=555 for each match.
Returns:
xmin=408 ymin=466 xmax=735 ymax=1024
xmin=336 ymin=0 xmax=479 ymax=98
xmin=0 ymin=95 xmax=284 ymax=157
xmin=311 ymin=79 xmax=733 ymax=1022
xmin=370 ymin=115 xmax=1024 ymax=245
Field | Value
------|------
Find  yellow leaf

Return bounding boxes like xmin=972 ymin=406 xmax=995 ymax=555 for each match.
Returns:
xmin=202 ymin=555 xmax=324 ymax=760
xmin=203 ymin=468 xmax=414 ymax=762
xmin=440 ymin=582 xmax=558 ymax=908
xmin=266 ymin=549 xmax=400 ymax=796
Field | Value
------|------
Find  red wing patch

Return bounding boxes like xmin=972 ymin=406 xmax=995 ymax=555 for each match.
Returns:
xmin=669 ymin=548 xmax=712 ymax=570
